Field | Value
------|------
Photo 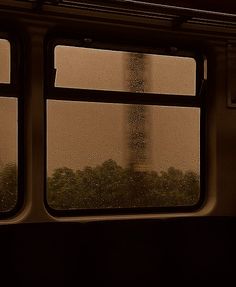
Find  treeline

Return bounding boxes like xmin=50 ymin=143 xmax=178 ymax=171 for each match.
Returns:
xmin=0 ymin=163 xmax=17 ymax=211
xmin=0 ymin=160 xmax=200 ymax=211
xmin=48 ymin=159 xmax=200 ymax=209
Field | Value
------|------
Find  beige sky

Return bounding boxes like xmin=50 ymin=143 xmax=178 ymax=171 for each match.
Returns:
xmin=55 ymin=46 xmax=196 ymax=95
xmin=0 ymin=43 xmax=200 ymax=174
xmin=47 ymin=101 xmax=200 ymax=174
xmin=0 ymin=98 xmax=17 ymax=167
xmin=0 ymin=39 xmax=10 ymax=83
xmin=47 ymin=46 xmax=199 ymax=174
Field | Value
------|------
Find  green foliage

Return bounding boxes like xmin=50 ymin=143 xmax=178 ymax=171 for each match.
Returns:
xmin=47 ymin=159 xmax=200 ymax=210
xmin=0 ymin=160 xmax=200 ymax=212
xmin=0 ymin=163 xmax=17 ymax=211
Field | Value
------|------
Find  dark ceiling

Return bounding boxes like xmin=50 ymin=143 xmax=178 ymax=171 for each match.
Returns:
xmin=133 ymin=0 xmax=236 ymax=14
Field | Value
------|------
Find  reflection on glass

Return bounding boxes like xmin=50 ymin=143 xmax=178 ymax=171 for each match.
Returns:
xmin=0 ymin=39 xmax=10 ymax=84
xmin=47 ymin=100 xmax=200 ymax=210
xmin=55 ymin=45 xmax=196 ymax=95
xmin=0 ymin=97 xmax=17 ymax=212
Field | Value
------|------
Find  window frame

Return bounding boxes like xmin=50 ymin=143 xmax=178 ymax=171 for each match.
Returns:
xmin=45 ymin=33 xmax=206 ymax=217
xmin=0 ymin=31 xmax=24 ymax=219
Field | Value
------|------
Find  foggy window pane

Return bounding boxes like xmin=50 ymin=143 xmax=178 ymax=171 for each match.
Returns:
xmin=0 ymin=97 xmax=18 ymax=212
xmin=0 ymin=39 xmax=10 ymax=84
xmin=47 ymin=100 xmax=200 ymax=210
xmin=54 ymin=45 xmax=196 ymax=95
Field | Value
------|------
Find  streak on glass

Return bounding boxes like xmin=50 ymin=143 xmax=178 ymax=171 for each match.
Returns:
xmin=47 ymin=100 xmax=200 ymax=210
xmin=0 ymin=97 xmax=17 ymax=212
xmin=54 ymin=45 xmax=196 ymax=95
xmin=0 ymin=39 xmax=10 ymax=84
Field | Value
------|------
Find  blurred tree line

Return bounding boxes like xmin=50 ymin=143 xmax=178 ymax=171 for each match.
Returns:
xmin=0 ymin=160 xmax=200 ymax=211
xmin=0 ymin=163 xmax=17 ymax=211
xmin=47 ymin=159 xmax=200 ymax=209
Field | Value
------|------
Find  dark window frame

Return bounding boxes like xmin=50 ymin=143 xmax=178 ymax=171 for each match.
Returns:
xmin=0 ymin=31 xmax=24 ymax=219
xmin=45 ymin=33 xmax=206 ymax=217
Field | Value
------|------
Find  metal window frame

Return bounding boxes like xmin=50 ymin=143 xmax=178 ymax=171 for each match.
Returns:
xmin=44 ymin=31 xmax=206 ymax=217
xmin=0 ymin=30 xmax=24 ymax=219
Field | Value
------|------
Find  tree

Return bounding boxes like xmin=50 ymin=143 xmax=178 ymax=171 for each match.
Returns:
xmin=47 ymin=167 xmax=78 ymax=209
xmin=0 ymin=163 xmax=17 ymax=211
xmin=47 ymin=160 xmax=200 ymax=210
xmin=182 ymin=171 xmax=200 ymax=205
xmin=76 ymin=160 xmax=126 ymax=208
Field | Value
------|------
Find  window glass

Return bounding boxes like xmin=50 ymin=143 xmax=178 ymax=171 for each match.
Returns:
xmin=0 ymin=97 xmax=17 ymax=212
xmin=0 ymin=39 xmax=10 ymax=84
xmin=47 ymin=100 xmax=200 ymax=210
xmin=55 ymin=45 xmax=196 ymax=96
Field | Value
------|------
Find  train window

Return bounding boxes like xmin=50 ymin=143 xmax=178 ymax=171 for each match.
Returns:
xmin=0 ymin=39 xmax=10 ymax=84
xmin=47 ymin=101 xmax=200 ymax=210
xmin=55 ymin=46 xmax=196 ymax=96
xmin=0 ymin=39 xmax=18 ymax=214
xmin=46 ymin=42 xmax=203 ymax=215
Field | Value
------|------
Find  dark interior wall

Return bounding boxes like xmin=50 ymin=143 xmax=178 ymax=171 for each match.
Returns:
xmin=1 ymin=218 xmax=236 ymax=286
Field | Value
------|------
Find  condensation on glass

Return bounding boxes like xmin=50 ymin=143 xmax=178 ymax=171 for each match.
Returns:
xmin=54 ymin=45 xmax=196 ymax=96
xmin=0 ymin=98 xmax=18 ymax=212
xmin=47 ymin=100 xmax=200 ymax=210
xmin=0 ymin=39 xmax=10 ymax=84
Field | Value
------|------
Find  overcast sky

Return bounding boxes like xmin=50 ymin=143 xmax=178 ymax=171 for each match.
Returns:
xmin=0 ymin=42 xmax=200 ymax=174
xmin=47 ymin=46 xmax=199 ymax=174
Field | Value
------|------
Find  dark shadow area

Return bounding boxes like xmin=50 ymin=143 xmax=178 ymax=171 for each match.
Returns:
xmin=0 ymin=217 xmax=236 ymax=286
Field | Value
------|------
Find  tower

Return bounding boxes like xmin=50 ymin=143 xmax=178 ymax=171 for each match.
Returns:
xmin=126 ymin=53 xmax=150 ymax=172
